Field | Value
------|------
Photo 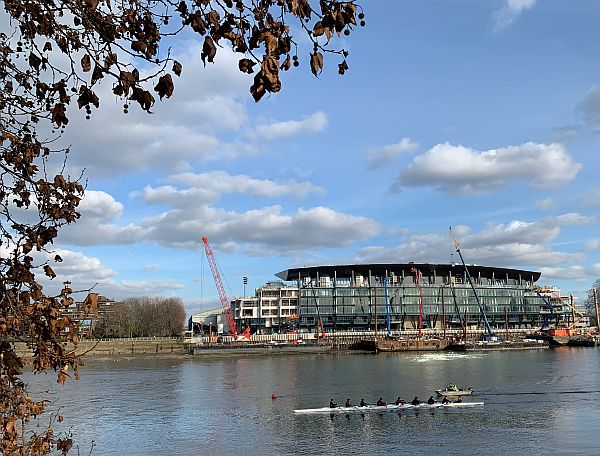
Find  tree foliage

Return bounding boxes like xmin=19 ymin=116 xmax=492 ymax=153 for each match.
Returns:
xmin=99 ymin=296 xmax=186 ymax=338
xmin=1 ymin=0 xmax=364 ymax=452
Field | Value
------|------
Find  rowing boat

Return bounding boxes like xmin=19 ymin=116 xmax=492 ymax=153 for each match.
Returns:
xmin=293 ymin=401 xmax=484 ymax=414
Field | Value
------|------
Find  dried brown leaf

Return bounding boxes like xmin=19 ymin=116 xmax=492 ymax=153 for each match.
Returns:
xmin=173 ymin=60 xmax=182 ymax=76
xmin=310 ymin=51 xmax=324 ymax=76
xmin=201 ymin=36 xmax=217 ymax=66
xmin=154 ymin=74 xmax=174 ymax=100
xmin=81 ymin=54 xmax=91 ymax=72
xmin=239 ymin=58 xmax=256 ymax=74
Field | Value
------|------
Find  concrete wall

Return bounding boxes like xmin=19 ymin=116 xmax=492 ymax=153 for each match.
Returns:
xmin=13 ymin=337 xmax=185 ymax=357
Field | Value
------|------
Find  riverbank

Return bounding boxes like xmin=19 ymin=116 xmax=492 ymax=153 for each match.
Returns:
xmin=13 ymin=337 xmax=186 ymax=359
xmin=12 ymin=331 xmax=599 ymax=360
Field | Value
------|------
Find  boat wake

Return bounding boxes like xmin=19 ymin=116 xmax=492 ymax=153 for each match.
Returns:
xmin=410 ymin=352 xmax=486 ymax=362
xmin=484 ymin=389 xmax=600 ymax=396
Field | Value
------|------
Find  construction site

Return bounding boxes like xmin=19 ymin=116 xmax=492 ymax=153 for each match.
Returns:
xmin=188 ymin=236 xmax=598 ymax=351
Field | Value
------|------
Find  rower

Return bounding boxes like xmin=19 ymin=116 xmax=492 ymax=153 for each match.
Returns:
xmin=427 ymin=396 xmax=436 ymax=405
xmin=329 ymin=399 xmax=337 ymax=408
xmin=395 ymin=397 xmax=406 ymax=405
xmin=411 ymin=396 xmax=420 ymax=405
xmin=442 ymin=396 xmax=450 ymax=405
xmin=376 ymin=397 xmax=386 ymax=406
xmin=360 ymin=398 xmax=367 ymax=407
xmin=345 ymin=398 xmax=352 ymax=407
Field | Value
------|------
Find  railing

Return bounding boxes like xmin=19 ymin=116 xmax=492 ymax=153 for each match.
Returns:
xmin=184 ymin=327 xmax=541 ymax=345
xmin=88 ymin=336 xmax=182 ymax=342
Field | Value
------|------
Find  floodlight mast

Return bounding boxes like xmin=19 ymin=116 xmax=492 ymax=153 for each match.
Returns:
xmin=449 ymin=227 xmax=494 ymax=338
xmin=201 ymin=236 xmax=239 ymax=339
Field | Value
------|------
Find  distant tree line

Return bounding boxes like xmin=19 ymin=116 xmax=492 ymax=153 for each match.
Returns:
xmin=94 ymin=297 xmax=186 ymax=338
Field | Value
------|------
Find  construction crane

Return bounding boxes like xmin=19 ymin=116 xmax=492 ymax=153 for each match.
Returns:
xmin=201 ymin=236 xmax=247 ymax=340
xmin=534 ymin=288 xmax=555 ymax=332
xmin=537 ymin=287 xmax=585 ymax=331
xmin=410 ymin=268 xmax=424 ymax=337
xmin=449 ymin=227 xmax=494 ymax=338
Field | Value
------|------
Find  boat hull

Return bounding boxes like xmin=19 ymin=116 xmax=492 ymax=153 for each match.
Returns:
xmin=446 ymin=339 xmax=549 ymax=351
xmin=375 ymin=338 xmax=449 ymax=352
xmin=529 ymin=333 xmax=569 ymax=346
xmin=193 ymin=342 xmax=331 ymax=356
xmin=294 ymin=401 xmax=484 ymax=414
xmin=435 ymin=388 xmax=473 ymax=397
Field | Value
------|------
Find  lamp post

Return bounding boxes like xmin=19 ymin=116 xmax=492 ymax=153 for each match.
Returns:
xmin=243 ymin=276 xmax=248 ymax=298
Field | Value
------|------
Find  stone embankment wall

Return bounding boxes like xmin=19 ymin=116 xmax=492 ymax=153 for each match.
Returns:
xmin=12 ymin=329 xmax=549 ymax=358
xmin=13 ymin=337 xmax=185 ymax=358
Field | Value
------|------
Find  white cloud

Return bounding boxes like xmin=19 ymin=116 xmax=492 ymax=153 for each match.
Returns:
xmin=395 ymin=142 xmax=581 ymax=194
xmin=77 ymin=190 xmax=124 ymax=220
xmin=109 ymin=279 xmax=186 ymax=297
xmin=184 ymin=297 xmax=222 ymax=316
xmin=255 ymin=111 xmax=327 ymax=140
xmin=367 ymin=138 xmax=419 ymax=170
xmin=142 ymin=205 xmax=379 ymax=252
xmin=554 ymin=85 xmax=600 ymax=140
xmin=50 ymin=249 xmax=115 ymax=280
xmin=63 ymin=120 xmax=221 ymax=176
xmin=535 ymin=198 xmax=555 ymax=211
xmin=579 ymin=189 xmax=600 ymax=211
xmin=32 ymin=248 xmax=116 ymax=295
xmin=143 ymin=264 xmax=159 ymax=272
xmin=58 ymin=43 xmax=251 ymax=179
xmin=493 ymin=0 xmax=537 ymax=32
xmin=469 ymin=220 xmax=559 ymax=247
xmin=181 ymin=170 xmax=321 ymax=198
xmin=583 ymin=239 xmax=600 ymax=251
xmin=59 ymin=70 xmax=328 ymax=178
xmin=34 ymin=248 xmax=185 ymax=299
xmin=56 ymin=173 xmax=369 ymax=254
xmin=552 ymin=213 xmax=594 ymax=226
xmin=539 ymin=265 xmax=587 ymax=282
xmin=57 ymin=190 xmax=146 ymax=246
xmin=356 ymin=233 xmax=450 ymax=265
xmin=355 ymin=216 xmax=588 ymax=270
xmin=589 ymin=263 xmax=600 ymax=277
xmin=137 ymin=171 xmax=324 ymax=207
xmin=575 ymin=85 xmax=600 ymax=126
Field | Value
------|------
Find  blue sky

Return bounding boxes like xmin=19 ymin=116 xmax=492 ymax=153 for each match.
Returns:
xmin=38 ymin=0 xmax=599 ymax=315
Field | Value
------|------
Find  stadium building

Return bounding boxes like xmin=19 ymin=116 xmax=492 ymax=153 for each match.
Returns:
xmin=267 ymin=263 xmax=577 ymax=334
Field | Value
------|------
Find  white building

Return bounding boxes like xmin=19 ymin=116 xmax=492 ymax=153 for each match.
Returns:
xmin=231 ymin=282 xmax=299 ymax=334
xmin=187 ymin=308 xmax=228 ymax=336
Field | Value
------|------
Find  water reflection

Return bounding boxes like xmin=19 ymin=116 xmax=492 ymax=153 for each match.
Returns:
xmin=20 ymin=349 xmax=600 ymax=456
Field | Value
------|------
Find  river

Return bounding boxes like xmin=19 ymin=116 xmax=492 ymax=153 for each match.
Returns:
xmin=25 ymin=347 xmax=600 ymax=455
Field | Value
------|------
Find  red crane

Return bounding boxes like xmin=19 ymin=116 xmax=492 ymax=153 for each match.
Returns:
xmin=201 ymin=236 xmax=239 ymax=339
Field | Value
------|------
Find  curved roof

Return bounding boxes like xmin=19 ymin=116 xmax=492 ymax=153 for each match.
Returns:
xmin=275 ymin=263 xmax=541 ymax=282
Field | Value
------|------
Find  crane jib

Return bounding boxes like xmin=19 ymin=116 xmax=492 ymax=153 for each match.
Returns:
xmin=202 ymin=236 xmax=239 ymax=339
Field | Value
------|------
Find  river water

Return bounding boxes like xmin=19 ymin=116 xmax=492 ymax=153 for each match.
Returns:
xmin=25 ymin=347 xmax=599 ymax=455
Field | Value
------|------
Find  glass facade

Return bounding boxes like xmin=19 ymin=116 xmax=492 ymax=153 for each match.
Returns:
xmin=274 ymin=263 xmax=575 ymax=333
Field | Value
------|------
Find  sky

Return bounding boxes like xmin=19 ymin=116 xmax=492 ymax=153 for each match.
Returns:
xmin=33 ymin=0 xmax=599 ymax=316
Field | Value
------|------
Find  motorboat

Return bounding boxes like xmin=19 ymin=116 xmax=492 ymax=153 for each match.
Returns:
xmin=435 ymin=387 xmax=474 ymax=397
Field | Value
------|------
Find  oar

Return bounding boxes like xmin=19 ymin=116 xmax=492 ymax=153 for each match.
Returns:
xmin=353 ymin=405 xmax=366 ymax=416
